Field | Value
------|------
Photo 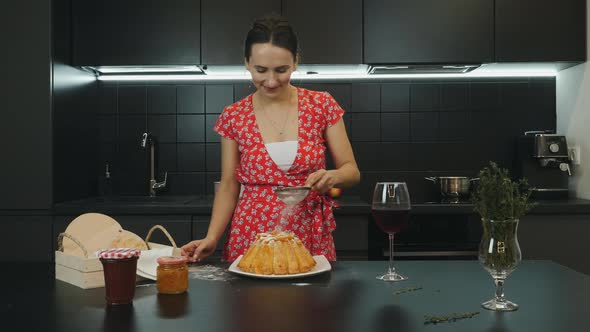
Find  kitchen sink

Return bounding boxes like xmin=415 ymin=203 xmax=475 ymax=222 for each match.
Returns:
xmin=93 ymin=195 xmax=196 ymax=205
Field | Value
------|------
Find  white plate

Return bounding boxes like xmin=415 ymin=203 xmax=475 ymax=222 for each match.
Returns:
xmin=228 ymin=255 xmax=331 ymax=279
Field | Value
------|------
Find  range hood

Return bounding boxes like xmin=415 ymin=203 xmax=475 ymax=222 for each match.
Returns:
xmin=368 ymin=64 xmax=480 ymax=74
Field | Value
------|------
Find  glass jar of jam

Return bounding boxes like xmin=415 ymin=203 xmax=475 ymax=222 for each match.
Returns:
xmin=156 ymin=256 xmax=188 ymax=294
xmin=98 ymin=248 xmax=141 ymax=305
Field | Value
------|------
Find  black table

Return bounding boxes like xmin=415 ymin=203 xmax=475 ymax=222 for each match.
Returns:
xmin=4 ymin=260 xmax=590 ymax=332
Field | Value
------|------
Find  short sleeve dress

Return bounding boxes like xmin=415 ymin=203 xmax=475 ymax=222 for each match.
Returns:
xmin=213 ymin=87 xmax=344 ymax=262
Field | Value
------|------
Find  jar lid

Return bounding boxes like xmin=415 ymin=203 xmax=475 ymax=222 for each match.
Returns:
xmin=97 ymin=248 xmax=141 ymax=259
xmin=157 ymin=256 xmax=188 ymax=265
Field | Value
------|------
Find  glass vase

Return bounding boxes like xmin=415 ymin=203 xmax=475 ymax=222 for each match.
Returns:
xmin=478 ymin=218 xmax=522 ymax=311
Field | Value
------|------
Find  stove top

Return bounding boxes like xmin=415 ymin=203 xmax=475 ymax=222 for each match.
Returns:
xmin=421 ymin=200 xmax=473 ymax=205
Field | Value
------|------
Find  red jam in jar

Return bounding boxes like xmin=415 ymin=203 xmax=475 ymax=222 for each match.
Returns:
xmin=98 ymin=248 xmax=141 ymax=305
xmin=157 ymin=256 xmax=188 ymax=294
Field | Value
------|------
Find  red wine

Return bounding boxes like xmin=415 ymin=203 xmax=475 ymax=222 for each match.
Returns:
xmin=372 ymin=209 xmax=410 ymax=234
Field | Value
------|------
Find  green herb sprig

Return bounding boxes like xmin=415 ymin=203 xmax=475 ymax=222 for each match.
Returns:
xmin=393 ymin=286 xmax=422 ymax=295
xmin=472 ymin=161 xmax=533 ymax=221
xmin=424 ymin=311 xmax=480 ymax=325
xmin=472 ymin=161 xmax=534 ymax=271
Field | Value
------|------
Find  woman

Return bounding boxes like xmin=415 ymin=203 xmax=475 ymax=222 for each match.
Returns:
xmin=181 ymin=15 xmax=360 ymax=262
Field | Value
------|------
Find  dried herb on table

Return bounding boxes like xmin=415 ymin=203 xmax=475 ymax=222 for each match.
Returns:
xmin=424 ymin=311 xmax=480 ymax=325
xmin=393 ymin=286 xmax=422 ymax=295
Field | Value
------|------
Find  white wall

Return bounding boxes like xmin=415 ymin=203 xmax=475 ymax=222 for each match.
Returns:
xmin=556 ymin=0 xmax=590 ymax=199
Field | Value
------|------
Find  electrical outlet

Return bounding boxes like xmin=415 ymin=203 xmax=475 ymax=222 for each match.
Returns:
xmin=568 ymin=146 xmax=581 ymax=165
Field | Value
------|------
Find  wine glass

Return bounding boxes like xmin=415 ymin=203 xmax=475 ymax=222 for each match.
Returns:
xmin=372 ymin=182 xmax=411 ymax=281
xmin=478 ymin=218 xmax=522 ymax=311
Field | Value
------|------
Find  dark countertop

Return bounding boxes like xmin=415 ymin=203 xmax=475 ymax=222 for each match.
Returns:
xmin=6 ymin=260 xmax=590 ymax=332
xmin=49 ymin=195 xmax=590 ymax=216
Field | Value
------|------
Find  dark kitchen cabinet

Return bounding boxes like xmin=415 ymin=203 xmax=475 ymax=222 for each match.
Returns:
xmin=495 ymin=0 xmax=586 ymax=62
xmin=364 ymin=0 xmax=493 ymax=64
xmin=332 ymin=215 xmax=369 ymax=260
xmin=282 ymin=0 xmax=362 ymax=64
xmin=113 ymin=215 xmax=193 ymax=247
xmin=201 ymin=0 xmax=281 ymax=65
xmin=519 ymin=215 xmax=590 ymax=276
xmin=1 ymin=0 xmax=52 ymax=209
xmin=192 ymin=214 xmax=368 ymax=260
xmin=73 ymin=0 xmax=201 ymax=66
xmin=193 ymin=215 xmax=227 ymax=259
xmin=1 ymin=216 xmax=52 ymax=262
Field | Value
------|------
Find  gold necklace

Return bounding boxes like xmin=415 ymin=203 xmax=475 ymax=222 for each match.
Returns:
xmin=259 ymin=88 xmax=294 ymax=136
xmin=263 ymin=108 xmax=290 ymax=135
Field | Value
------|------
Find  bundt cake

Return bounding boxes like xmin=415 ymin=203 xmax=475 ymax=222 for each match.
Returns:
xmin=237 ymin=230 xmax=317 ymax=275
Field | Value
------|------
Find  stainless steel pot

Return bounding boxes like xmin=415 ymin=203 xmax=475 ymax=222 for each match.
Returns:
xmin=424 ymin=176 xmax=480 ymax=199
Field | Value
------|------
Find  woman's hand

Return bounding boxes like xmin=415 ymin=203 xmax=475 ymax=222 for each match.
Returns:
xmin=305 ymin=169 xmax=339 ymax=194
xmin=181 ymin=237 xmax=218 ymax=262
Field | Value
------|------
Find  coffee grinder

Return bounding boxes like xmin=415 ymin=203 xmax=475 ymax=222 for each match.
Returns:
xmin=515 ymin=131 xmax=572 ymax=199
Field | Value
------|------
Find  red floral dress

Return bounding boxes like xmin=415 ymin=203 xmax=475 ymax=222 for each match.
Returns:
xmin=213 ymin=87 xmax=344 ymax=262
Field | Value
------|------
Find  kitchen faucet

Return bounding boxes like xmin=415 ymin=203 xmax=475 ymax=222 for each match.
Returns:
xmin=140 ymin=132 xmax=167 ymax=197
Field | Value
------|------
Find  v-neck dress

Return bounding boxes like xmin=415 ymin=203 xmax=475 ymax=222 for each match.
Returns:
xmin=213 ymin=87 xmax=344 ymax=262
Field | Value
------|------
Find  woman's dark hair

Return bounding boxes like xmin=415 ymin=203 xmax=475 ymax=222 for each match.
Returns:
xmin=244 ymin=14 xmax=298 ymax=61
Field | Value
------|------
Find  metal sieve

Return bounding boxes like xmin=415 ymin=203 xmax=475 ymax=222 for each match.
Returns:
xmin=275 ymin=186 xmax=311 ymax=206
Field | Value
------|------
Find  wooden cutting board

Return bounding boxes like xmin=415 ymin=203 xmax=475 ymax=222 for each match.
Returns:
xmin=110 ymin=230 xmax=148 ymax=250
xmin=62 ymin=213 xmax=124 ymax=257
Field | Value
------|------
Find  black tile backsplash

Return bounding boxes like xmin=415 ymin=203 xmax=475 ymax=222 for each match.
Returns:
xmin=167 ymin=172 xmax=206 ymax=195
xmin=148 ymin=115 xmax=176 ymax=143
xmin=501 ymin=82 xmax=530 ymax=110
xmin=410 ymin=112 xmax=439 ymax=141
xmin=117 ymin=143 xmax=148 ymax=194
xmin=95 ymin=78 xmax=556 ymax=200
xmin=148 ymin=86 xmax=176 ymax=114
xmin=177 ymin=144 xmax=206 ymax=172
xmin=98 ymin=85 xmax=117 ymax=114
xmin=177 ymin=85 xmax=205 ymax=114
xmin=98 ymin=115 xmax=117 ymax=142
xmin=118 ymin=115 xmax=146 ymax=142
xmin=350 ymin=113 xmax=380 ymax=142
xmin=118 ymin=86 xmax=146 ymax=114
xmin=410 ymin=83 xmax=440 ymax=111
xmin=205 ymin=114 xmax=220 ymax=143
xmin=205 ymin=143 xmax=221 ymax=172
xmin=353 ymin=142 xmax=410 ymax=172
xmin=234 ymin=83 xmax=257 ymax=102
xmin=300 ymin=83 xmax=352 ymax=112
xmin=177 ymin=114 xmax=205 ymax=142
xmin=380 ymin=113 xmax=410 ymax=142
xmin=381 ymin=83 xmax=409 ymax=112
xmin=157 ymin=143 xmax=177 ymax=174
xmin=206 ymin=85 xmax=233 ymax=114
xmin=351 ymin=83 xmax=380 ymax=112
xmin=439 ymin=111 xmax=468 ymax=141
xmin=441 ymin=83 xmax=468 ymax=111
xmin=470 ymin=82 xmax=500 ymax=112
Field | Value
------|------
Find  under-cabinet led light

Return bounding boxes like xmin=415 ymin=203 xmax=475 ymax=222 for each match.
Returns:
xmin=93 ymin=63 xmax=558 ymax=81
xmin=98 ymin=74 xmax=250 ymax=81
xmin=87 ymin=65 xmax=204 ymax=74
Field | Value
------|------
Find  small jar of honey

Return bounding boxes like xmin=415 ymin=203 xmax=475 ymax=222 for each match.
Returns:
xmin=156 ymin=256 xmax=189 ymax=294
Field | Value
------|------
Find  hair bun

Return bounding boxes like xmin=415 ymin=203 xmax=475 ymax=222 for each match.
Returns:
xmin=245 ymin=14 xmax=299 ymax=61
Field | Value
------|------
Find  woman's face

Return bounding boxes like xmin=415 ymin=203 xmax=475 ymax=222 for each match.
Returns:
xmin=246 ymin=43 xmax=297 ymax=99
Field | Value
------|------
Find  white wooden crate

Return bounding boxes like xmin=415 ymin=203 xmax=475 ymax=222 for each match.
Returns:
xmin=54 ymin=225 xmax=180 ymax=289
